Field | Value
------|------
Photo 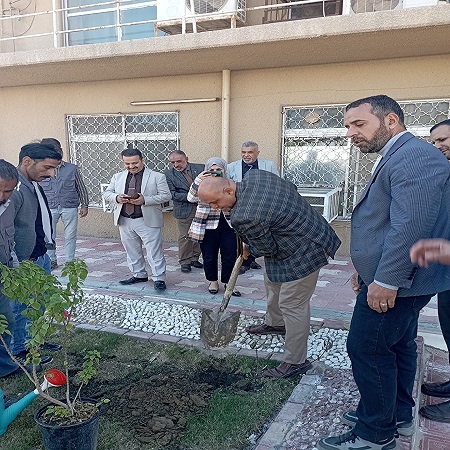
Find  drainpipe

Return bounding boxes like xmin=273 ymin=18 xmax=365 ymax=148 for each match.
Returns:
xmin=221 ymin=70 xmax=231 ymax=161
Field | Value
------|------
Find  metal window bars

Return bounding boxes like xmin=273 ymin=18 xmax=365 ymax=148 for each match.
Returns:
xmin=67 ymin=112 xmax=179 ymax=208
xmin=282 ymin=99 xmax=450 ymax=218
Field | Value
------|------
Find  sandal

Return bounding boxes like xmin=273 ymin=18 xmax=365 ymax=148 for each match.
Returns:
xmin=208 ymin=282 xmax=219 ymax=295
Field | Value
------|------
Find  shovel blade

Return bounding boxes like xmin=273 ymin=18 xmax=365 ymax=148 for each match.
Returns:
xmin=200 ymin=307 xmax=241 ymax=348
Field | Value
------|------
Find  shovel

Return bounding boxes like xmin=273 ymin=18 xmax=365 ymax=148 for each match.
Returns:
xmin=200 ymin=239 xmax=243 ymax=348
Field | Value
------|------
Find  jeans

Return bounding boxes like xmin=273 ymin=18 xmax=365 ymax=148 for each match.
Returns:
xmin=437 ymin=290 xmax=450 ymax=361
xmin=0 ymin=286 xmax=19 ymax=377
xmin=47 ymin=207 xmax=79 ymax=263
xmin=347 ymin=282 xmax=431 ymax=443
xmin=10 ymin=253 xmax=51 ymax=355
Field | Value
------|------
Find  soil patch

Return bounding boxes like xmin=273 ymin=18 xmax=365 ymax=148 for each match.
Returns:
xmin=81 ymin=359 xmax=262 ymax=449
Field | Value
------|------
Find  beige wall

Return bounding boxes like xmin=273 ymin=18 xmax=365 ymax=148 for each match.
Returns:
xmin=1 ymin=54 xmax=449 ymax=254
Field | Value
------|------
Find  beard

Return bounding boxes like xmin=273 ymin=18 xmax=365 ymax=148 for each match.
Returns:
xmin=353 ymin=123 xmax=392 ymax=154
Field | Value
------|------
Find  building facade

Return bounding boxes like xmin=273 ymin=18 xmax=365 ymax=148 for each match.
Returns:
xmin=1 ymin=0 xmax=449 ymax=254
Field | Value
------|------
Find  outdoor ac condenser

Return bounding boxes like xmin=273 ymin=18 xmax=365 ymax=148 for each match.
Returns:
xmin=157 ymin=0 xmax=241 ymax=21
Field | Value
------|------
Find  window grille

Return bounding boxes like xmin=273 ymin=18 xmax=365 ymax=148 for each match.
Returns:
xmin=282 ymin=99 xmax=450 ymax=218
xmin=66 ymin=112 xmax=179 ymax=207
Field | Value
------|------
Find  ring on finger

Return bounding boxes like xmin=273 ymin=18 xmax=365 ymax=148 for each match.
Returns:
xmin=380 ymin=303 xmax=387 ymax=307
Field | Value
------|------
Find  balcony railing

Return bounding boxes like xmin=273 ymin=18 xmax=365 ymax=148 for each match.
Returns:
xmin=0 ymin=0 xmax=441 ymax=53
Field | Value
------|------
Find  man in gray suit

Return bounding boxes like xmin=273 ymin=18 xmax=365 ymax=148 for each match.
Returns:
xmin=165 ymin=150 xmax=203 ymax=273
xmin=227 ymin=141 xmax=279 ymax=273
xmin=103 ymin=148 xmax=171 ymax=291
xmin=319 ymin=96 xmax=450 ymax=450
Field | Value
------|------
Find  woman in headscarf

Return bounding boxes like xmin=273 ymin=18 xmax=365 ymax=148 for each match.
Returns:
xmin=187 ymin=157 xmax=240 ymax=296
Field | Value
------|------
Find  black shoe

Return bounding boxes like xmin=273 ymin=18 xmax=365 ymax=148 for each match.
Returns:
xmin=249 ymin=261 xmax=262 ymax=269
xmin=239 ymin=266 xmax=250 ymax=275
xmin=191 ymin=261 xmax=203 ymax=269
xmin=40 ymin=342 xmax=62 ymax=352
xmin=14 ymin=351 xmax=53 ymax=366
xmin=154 ymin=281 xmax=166 ymax=291
xmin=119 ymin=276 xmax=148 ymax=285
xmin=422 ymin=379 xmax=450 ymax=398
xmin=208 ymin=283 xmax=219 ymax=295
xmin=50 ymin=260 xmax=58 ymax=270
xmin=224 ymin=284 xmax=241 ymax=297
xmin=420 ymin=399 xmax=450 ymax=422
xmin=180 ymin=264 xmax=191 ymax=273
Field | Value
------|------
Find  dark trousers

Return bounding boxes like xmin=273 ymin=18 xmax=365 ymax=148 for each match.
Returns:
xmin=438 ymin=290 xmax=450 ymax=362
xmin=0 ymin=285 xmax=18 ymax=377
xmin=200 ymin=213 xmax=237 ymax=284
xmin=347 ymin=282 xmax=431 ymax=443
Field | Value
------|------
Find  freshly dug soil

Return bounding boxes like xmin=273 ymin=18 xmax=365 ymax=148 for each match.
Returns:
xmin=79 ymin=358 xmax=262 ymax=449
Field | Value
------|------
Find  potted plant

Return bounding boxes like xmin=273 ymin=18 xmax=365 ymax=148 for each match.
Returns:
xmin=0 ymin=259 xmax=106 ymax=450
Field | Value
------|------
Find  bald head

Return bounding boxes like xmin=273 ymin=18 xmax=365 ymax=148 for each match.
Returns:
xmin=198 ymin=177 xmax=237 ymax=212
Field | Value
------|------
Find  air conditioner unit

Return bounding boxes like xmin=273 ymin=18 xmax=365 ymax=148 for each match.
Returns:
xmin=157 ymin=0 xmax=242 ymax=21
xmin=345 ymin=0 xmax=403 ymax=13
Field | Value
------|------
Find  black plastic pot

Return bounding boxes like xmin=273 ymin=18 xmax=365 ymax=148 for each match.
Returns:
xmin=34 ymin=400 xmax=100 ymax=450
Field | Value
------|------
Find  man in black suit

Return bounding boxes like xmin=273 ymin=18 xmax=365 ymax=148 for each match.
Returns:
xmin=165 ymin=151 xmax=204 ymax=273
xmin=198 ymin=170 xmax=341 ymax=378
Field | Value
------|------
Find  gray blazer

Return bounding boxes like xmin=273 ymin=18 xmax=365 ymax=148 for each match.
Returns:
xmin=227 ymin=159 xmax=279 ymax=182
xmin=165 ymin=163 xmax=204 ymax=219
xmin=103 ymin=167 xmax=171 ymax=228
xmin=351 ymin=132 xmax=450 ymax=297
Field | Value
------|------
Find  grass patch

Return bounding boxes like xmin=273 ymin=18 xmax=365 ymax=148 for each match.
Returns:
xmin=1 ymin=329 xmax=298 ymax=450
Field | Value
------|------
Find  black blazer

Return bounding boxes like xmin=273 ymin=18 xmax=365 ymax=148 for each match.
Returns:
xmin=165 ymin=163 xmax=204 ymax=219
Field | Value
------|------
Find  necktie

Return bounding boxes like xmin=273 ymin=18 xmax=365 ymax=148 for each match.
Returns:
xmin=32 ymin=181 xmax=53 ymax=245
xmin=125 ymin=175 xmax=136 ymax=215
xmin=182 ymin=169 xmax=193 ymax=185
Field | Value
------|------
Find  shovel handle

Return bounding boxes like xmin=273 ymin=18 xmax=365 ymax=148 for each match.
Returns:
xmin=220 ymin=237 xmax=244 ymax=312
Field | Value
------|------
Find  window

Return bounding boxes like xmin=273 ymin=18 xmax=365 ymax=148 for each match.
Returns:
xmin=65 ymin=0 xmax=160 ymax=46
xmin=282 ymin=99 xmax=450 ymax=218
xmin=66 ymin=112 xmax=179 ymax=207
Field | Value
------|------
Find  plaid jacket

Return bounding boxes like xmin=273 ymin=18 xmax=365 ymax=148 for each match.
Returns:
xmin=187 ymin=176 xmax=232 ymax=243
xmin=231 ymin=170 xmax=341 ymax=283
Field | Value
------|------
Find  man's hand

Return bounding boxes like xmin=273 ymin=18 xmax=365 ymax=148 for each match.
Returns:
xmin=116 ymin=195 xmax=130 ymax=204
xmin=410 ymin=239 xmax=450 ymax=267
xmin=351 ymin=272 xmax=361 ymax=295
xmin=79 ymin=207 xmax=88 ymax=218
xmin=367 ymin=282 xmax=397 ymax=313
xmin=242 ymin=244 xmax=250 ymax=261
xmin=128 ymin=193 xmax=144 ymax=206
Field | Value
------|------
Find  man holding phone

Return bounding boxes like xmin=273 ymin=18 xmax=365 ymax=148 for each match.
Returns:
xmin=103 ymin=147 xmax=171 ymax=291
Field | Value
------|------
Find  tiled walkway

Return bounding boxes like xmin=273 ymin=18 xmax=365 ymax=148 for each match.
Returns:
xmin=55 ymin=236 xmax=442 ymax=335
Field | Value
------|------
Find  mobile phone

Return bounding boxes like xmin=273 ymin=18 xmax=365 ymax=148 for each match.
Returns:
xmin=208 ymin=170 xmax=223 ymax=177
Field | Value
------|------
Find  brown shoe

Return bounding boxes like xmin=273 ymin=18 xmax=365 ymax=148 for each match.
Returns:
xmin=245 ymin=324 xmax=286 ymax=335
xmin=263 ymin=361 xmax=312 ymax=378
